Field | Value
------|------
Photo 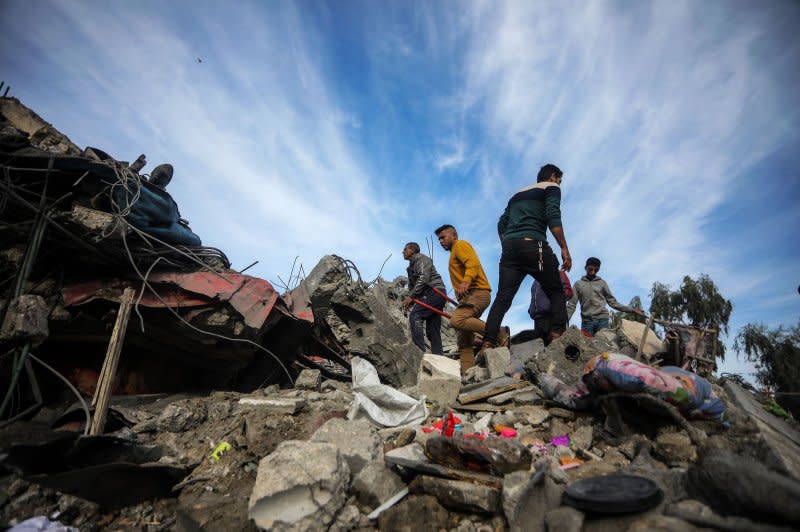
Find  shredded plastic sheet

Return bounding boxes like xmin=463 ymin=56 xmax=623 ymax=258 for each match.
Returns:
xmin=347 ymin=357 xmax=428 ymax=427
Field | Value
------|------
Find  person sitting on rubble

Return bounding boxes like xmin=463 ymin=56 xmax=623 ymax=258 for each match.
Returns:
xmin=566 ymin=257 xmax=644 ymax=336
xmin=529 ymin=271 xmax=573 ymax=341
xmin=402 ymin=242 xmax=447 ymax=355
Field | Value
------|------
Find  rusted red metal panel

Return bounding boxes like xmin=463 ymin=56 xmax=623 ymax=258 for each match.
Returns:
xmin=61 ymin=272 xmax=297 ymax=329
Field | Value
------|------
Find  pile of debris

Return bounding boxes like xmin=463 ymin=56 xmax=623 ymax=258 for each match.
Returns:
xmin=2 ymin=96 xmax=800 ymax=531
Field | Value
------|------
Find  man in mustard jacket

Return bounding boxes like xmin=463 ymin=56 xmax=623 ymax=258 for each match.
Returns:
xmin=435 ymin=224 xmax=504 ymax=374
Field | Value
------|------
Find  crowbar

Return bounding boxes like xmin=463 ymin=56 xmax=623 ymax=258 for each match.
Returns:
xmin=431 ymin=286 xmax=458 ymax=305
xmin=411 ymin=298 xmax=451 ymax=319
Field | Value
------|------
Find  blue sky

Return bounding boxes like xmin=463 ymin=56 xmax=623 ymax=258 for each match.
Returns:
xmin=2 ymin=0 xmax=798 ymax=380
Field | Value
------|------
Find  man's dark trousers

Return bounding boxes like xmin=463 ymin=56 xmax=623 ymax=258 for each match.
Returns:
xmin=409 ymin=289 xmax=446 ymax=354
xmin=485 ymin=238 xmax=566 ymax=343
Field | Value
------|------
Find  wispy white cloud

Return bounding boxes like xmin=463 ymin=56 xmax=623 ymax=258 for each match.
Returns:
xmin=2 ymin=0 xmax=797 ymax=376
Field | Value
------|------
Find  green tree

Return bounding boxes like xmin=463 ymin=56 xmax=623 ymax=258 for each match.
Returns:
xmin=734 ymin=321 xmax=800 ymax=418
xmin=648 ymin=274 xmax=733 ymax=360
xmin=610 ymin=295 xmax=646 ymax=328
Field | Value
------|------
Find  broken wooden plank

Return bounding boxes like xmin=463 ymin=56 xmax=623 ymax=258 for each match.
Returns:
xmin=450 ymin=402 xmax=507 ymax=413
xmin=384 ymin=455 xmax=502 ymax=488
xmin=486 ymin=384 xmax=537 ymax=405
xmin=458 ymin=376 xmax=527 ymax=404
xmin=90 ymin=287 xmax=135 ymax=436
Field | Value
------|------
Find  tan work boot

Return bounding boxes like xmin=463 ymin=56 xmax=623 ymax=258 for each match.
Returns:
xmin=497 ymin=326 xmax=511 ymax=348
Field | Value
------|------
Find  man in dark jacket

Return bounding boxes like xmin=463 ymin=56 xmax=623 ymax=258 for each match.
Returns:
xmin=402 ymin=242 xmax=447 ymax=354
xmin=482 ymin=163 xmax=573 ymax=352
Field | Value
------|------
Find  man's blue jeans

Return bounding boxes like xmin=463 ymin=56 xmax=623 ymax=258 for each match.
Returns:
xmin=581 ymin=318 xmax=609 ymax=336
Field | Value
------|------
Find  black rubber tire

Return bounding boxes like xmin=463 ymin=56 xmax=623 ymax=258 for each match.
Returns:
xmin=562 ymin=474 xmax=663 ymax=514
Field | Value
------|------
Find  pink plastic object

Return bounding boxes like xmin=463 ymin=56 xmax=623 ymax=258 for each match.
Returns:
xmin=499 ymin=428 xmax=517 ymax=438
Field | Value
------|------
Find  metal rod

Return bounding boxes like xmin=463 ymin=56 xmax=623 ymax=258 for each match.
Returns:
xmin=411 ymin=298 xmax=451 ymax=319
xmin=431 ymin=286 xmax=458 ymax=305
xmin=239 ymin=260 xmax=259 ymax=274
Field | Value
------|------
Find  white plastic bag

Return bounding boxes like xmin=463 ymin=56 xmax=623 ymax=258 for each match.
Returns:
xmin=347 ymin=357 xmax=428 ymax=427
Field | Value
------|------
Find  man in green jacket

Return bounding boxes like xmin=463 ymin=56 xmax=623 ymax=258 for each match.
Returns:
xmin=566 ymin=257 xmax=644 ymax=335
xmin=482 ymin=163 xmax=573 ymax=352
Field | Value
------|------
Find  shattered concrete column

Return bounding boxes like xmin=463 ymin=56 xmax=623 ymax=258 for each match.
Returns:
xmin=298 ymin=255 xmax=424 ymax=386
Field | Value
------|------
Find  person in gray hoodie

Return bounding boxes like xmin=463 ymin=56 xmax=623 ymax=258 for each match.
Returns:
xmin=566 ymin=257 xmax=644 ymax=335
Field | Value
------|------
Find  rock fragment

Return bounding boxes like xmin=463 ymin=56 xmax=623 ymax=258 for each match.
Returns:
xmin=248 ymin=440 xmax=350 ymax=531
xmin=294 ymin=369 xmax=322 ymax=391
xmin=310 ymin=417 xmax=382 ymax=475
xmin=352 ymin=460 xmax=406 ymax=508
xmin=410 ymin=475 xmax=501 ymax=514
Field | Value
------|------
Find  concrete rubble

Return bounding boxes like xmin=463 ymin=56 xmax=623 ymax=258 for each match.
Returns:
xmin=3 ymin=96 xmax=800 ymax=532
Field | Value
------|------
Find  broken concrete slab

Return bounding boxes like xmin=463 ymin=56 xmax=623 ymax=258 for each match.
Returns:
xmin=417 ymin=354 xmax=461 ymax=407
xmin=463 ymin=365 xmax=489 ymax=383
xmin=156 ymin=402 xmax=207 ymax=433
xmin=485 ymin=347 xmax=511 ymax=379
xmin=508 ymin=472 xmax=564 ymax=532
xmin=502 ymin=470 xmax=532 ymax=525
xmin=544 ymin=506 xmax=585 ymax=532
xmin=295 ymin=256 xmax=425 ymax=387
xmin=294 ymin=369 xmax=322 ymax=391
xmin=238 ymin=397 xmax=307 ymax=415
xmin=410 ymin=475 xmax=501 ymax=514
xmin=352 ymin=460 xmax=406 ymax=509
xmin=664 ymin=499 xmax=795 ymax=532
xmin=378 ymin=495 xmax=450 ymax=531
xmin=517 ymin=405 xmax=550 ymax=426
xmin=723 ymin=381 xmax=800 ymax=480
xmin=571 ymin=425 xmax=593 ymax=451
xmin=509 ymin=338 xmax=545 ymax=371
xmin=525 ymin=327 xmax=599 ymax=386
xmin=248 ymin=440 xmax=350 ymax=531
xmin=0 ymin=294 xmax=49 ymax=346
xmin=624 ymin=514 xmax=699 ymax=532
xmin=310 ymin=417 xmax=382 ymax=475
xmin=687 ymin=450 xmax=800 ymax=527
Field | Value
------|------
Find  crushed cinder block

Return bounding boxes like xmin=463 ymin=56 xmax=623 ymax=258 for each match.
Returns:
xmin=294 ymin=369 xmax=322 ymax=391
xmin=417 ymin=354 xmax=461 ymax=407
xmin=248 ymin=440 xmax=350 ymax=531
